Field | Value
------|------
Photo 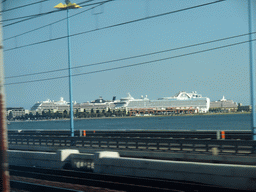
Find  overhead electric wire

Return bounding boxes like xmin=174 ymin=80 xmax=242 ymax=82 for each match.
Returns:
xmin=4 ymin=0 xmax=225 ymax=51
xmin=3 ymin=10 xmax=62 ymax=28
xmin=0 ymin=0 xmax=48 ymax=13
xmin=4 ymin=0 xmax=112 ymax=41
xmin=5 ymin=38 xmax=254 ymax=86
xmin=2 ymin=0 xmax=93 ymax=22
xmin=5 ymin=31 xmax=255 ymax=80
xmin=2 ymin=0 xmax=102 ymax=27
xmin=2 ymin=9 xmax=61 ymax=23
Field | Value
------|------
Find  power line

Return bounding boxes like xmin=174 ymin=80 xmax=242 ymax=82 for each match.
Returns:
xmin=4 ymin=0 xmax=112 ymax=41
xmin=4 ymin=0 xmax=225 ymax=51
xmin=2 ymin=0 xmax=99 ymax=22
xmin=0 ymin=0 xmax=49 ymax=13
xmin=2 ymin=0 xmax=101 ymax=27
xmin=5 ymin=38 xmax=254 ymax=86
xmin=1 ymin=0 xmax=6 ymax=5
xmin=2 ymin=9 xmax=60 ymax=23
xmin=3 ymin=10 xmax=62 ymax=28
xmin=5 ymin=31 xmax=255 ymax=79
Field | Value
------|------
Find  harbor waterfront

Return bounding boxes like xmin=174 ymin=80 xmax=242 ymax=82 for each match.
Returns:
xmin=7 ymin=113 xmax=251 ymax=131
xmin=7 ymin=113 xmax=256 ymax=191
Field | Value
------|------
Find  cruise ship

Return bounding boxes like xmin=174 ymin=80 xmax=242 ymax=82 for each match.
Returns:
xmin=114 ymin=91 xmax=210 ymax=113
xmin=210 ymin=96 xmax=238 ymax=108
xmin=75 ymin=96 xmax=117 ymax=110
xmin=30 ymin=97 xmax=70 ymax=112
xmin=30 ymin=96 xmax=117 ymax=112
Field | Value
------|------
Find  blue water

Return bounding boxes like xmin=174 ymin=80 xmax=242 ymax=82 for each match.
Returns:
xmin=7 ymin=114 xmax=251 ymax=131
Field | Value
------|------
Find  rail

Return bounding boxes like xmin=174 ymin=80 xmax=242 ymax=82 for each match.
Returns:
xmin=10 ymin=180 xmax=81 ymax=192
xmin=7 ymin=130 xmax=252 ymax=140
xmin=10 ymin=165 xmax=244 ymax=192
xmin=8 ymin=135 xmax=256 ymax=155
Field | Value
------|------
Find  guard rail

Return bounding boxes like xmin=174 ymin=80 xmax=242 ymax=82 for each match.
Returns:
xmin=8 ymin=130 xmax=252 ymax=140
xmin=8 ymin=135 xmax=256 ymax=155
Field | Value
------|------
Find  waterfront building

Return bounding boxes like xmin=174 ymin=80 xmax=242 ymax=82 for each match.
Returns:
xmin=237 ymin=103 xmax=251 ymax=112
xmin=6 ymin=107 xmax=26 ymax=119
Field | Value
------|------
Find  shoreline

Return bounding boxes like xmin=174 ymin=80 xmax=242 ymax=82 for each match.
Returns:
xmin=8 ymin=112 xmax=251 ymax=123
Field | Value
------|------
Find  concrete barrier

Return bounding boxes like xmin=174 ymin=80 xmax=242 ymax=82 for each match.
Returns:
xmin=8 ymin=149 xmax=80 ymax=169
xmin=8 ymin=149 xmax=256 ymax=190
xmin=94 ymin=151 xmax=120 ymax=160
xmin=70 ymin=153 xmax=95 ymax=171
xmin=94 ymin=152 xmax=256 ymax=190
xmin=9 ymin=144 xmax=256 ymax=165
xmin=70 ymin=151 xmax=119 ymax=171
xmin=57 ymin=149 xmax=79 ymax=162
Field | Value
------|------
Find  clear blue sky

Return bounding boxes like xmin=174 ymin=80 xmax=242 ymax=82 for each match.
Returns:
xmin=2 ymin=0 xmax=255 ymax=109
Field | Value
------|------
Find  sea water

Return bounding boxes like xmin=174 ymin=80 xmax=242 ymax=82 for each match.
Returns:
xmin=7 ymin=113 xmax=251 ymax=131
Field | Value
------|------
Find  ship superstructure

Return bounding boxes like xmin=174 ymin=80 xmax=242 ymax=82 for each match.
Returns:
xmin=30 ymin=97 xmax=70 ymax=112
xmin=30 ymin=92 xmax=210 ymax=114
xmin=210 ymin=96 xmax=238 ymax=109
xmin=75 ymin=96 xmax=117 ymax=110
xmin=115 ymin=91 xmax=210 ymax=113
xmin=30 ymin=96 xmax=117 ymax=112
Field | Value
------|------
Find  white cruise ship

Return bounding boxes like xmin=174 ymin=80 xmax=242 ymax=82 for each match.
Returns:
xmin=30 ymin=96 xmax=117 ymax=112
xmin=30 ymin=97 xmax=70 ymax=112
xmin=114 ymin=91 xmax=210 ymax=113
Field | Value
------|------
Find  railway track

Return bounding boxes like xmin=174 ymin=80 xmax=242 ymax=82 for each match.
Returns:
xmin=10 ymin=180 xmax=82 ymax=192
xmin=9 ymin=165 xmax=247 ymax=192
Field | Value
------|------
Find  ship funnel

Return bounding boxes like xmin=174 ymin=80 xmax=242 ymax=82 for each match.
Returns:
xmin=112 ymin=96 xmax=116 ymax=102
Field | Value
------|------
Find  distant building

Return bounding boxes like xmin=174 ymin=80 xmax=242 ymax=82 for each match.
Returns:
xmin=6 ymin=107 xmax=26 ymax=118
xmin=210 ymin=96 xmax=238 ymax=112
xmin=237 ymin=103 xmax=251 ymax=112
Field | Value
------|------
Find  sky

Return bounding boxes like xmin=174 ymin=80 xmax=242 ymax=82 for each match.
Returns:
xmin=2 ymin=0 xmax=255 ymax=109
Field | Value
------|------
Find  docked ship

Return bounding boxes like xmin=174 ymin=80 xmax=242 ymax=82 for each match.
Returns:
xmin=30 ymin=96 xmax=117 ymax=112
xmin=210 ymin=96 xmax=238 ymax=112
xmin=30 ymin=97 xmax=70 ymax=112
xmin=75 ymin=96 xmax=117 ymax=110
xmin=114 ymin=91 xmax=210 ymax=113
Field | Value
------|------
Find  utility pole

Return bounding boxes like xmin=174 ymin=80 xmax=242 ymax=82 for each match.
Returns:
xmin=248 ymin=0 xmax=256 ymax=141
xmin=0 ymin=1 xmax=10 ymax=192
